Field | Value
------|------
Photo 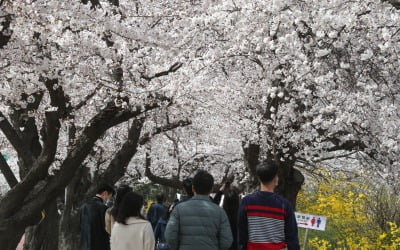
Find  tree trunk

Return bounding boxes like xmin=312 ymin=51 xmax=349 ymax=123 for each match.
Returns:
xmin=58 ymin=164 xmax=92 ymax=250
xmin=58 ymin=206 xmax=80 ymax=250
xmin=242 ymin=143 xmax=304 ymax=209
xmin=23 ymin=200 xmax=60 ymax=250
xmin=275 ymin=164 xmax=304 ymax=210
xmin=242 ymin=143 xmax=260 ymax=192
xmin=0 ymin=225 xmax=24 ymax=250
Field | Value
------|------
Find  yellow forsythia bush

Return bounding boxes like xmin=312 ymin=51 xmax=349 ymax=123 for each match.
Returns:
xmin=297 ymin=173 xmax=400 ymax=249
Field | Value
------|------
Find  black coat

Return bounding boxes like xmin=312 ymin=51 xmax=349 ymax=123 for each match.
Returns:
xmin=80 ymin=196 xmax=110 ymax=250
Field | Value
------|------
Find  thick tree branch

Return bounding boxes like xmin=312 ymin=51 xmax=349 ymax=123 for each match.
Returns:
xmin=142 ymin=120 xmax=192 ymax=188
xmin=327 ymin=139 xmax=375 ymax=157
xmin=141 ymin=62 xmax=183 ymax=81
xmin=242 ymin=142 xmax=260 ymax=181
xmin=8 ymin=98 xmax=167 ymax=225
xmin=81 ymin=0 xmax=101 ymax=9
xmin=313 ymin=125 xmax=376 ymax=158
xmin=139 ymin=119 xmax=192 ymax=145
xmin=0 ymin=111 xmax=35 ymax=167
xmin=145 ymin=152 xmax=182 ymax=189
xmin=89 ymin=119 xmax=191 ymax=197
xmin=143 ymin=120 xmax=192 ymax=178
xmin=43 ymin=78 xmax=72 ymax=119
xmin=9 ymin=92 xmax=44 ymax=156
xmin=0 ymin=17 xmax=12 ymax=49
xmin=87 ymin=118 xmax=145 ymax=196
xmin=0 ymin=111 xmax=60 ymax=216
xmin=108 ymin=0 xmax=119 ymax=7
xmin=9 ymin=91 xmax=44 ymax=177
xmin=0 ymin=151 xmax=18 ymax=188
xmin=384 ymin=0 xmax=400 ymax=9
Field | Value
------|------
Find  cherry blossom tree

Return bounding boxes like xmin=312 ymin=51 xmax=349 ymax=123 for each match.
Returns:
xmin=191 ymin=0 xmax=400 ymax=205
xmin=143 ymin=111 xmax=243 ymax=190
xmin=0 ymin=0 xmax=197 ymax=249
xmin=1 ymin=0 xmax=400 ymax=249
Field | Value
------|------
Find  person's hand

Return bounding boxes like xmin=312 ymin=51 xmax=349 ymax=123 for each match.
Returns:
xmin=219 ymin=183 xmax=226 ymax=192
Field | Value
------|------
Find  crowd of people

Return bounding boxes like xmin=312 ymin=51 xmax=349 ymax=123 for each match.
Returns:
xmin=79 ymin=160 xmax=300 ymax=250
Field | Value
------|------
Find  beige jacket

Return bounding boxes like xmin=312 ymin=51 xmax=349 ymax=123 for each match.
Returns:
xmin=110 ymin=217 xmax=155 ymax=250
xmin=105 ymin=210 xmax=115 ymax=234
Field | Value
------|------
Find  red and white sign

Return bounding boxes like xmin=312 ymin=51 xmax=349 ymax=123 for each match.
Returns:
xmin=295 ymin=212 xmax=327 ymax=231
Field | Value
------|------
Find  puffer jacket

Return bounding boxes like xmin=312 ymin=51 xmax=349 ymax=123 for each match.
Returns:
xmin=165 ymin=195 xmax=233 ymax=250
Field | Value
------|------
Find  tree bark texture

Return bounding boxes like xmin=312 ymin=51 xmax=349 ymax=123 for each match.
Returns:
xmin=58 ymin=164 xmax=92 ymax=250
xmin=57 ymin=119 xmax=189 ymax=249
xmin=242 ymin=143 xmax=305 ymax=209
xmin=23 ymin=200 xmax=59 ymax=250
xmin=275 ymin=164 xmax=304 ymax=210
xmin=242 ymin=143 xmax=260 ymax=183
xmin=0 ymin=101 xmax=164 ymax=250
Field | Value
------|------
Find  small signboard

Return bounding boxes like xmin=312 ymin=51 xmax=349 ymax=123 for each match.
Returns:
xmin=295 ymin=212 xmax=327 ymax=231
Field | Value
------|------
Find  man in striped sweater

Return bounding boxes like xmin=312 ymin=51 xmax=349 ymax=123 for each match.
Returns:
xmin=238 ymin=160 xmax=299 ymax=250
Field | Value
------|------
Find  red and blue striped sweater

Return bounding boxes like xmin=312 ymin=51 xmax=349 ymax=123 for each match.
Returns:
xmin=238 ymin=191 xmax=299 ymax=250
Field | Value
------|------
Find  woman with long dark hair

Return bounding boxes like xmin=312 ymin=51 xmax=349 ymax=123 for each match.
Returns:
xmin=223 ymin=188 xmax=240 ymax=250
xmin=110 ymin=192 xmax=155 ymax=250
xmin=105 ymin=184 xmax=132 ymax=234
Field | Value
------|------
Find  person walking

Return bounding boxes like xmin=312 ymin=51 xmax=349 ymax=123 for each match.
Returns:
xmin=147 ymin=193 xmax=168 ymax=229
xmin=238 ymin=160 xmax=299 ymax=250
xmin=105 ymin=184 xmax=132 ymax=234
xmin=213 ymin=181 xmax=241 ymax=250
xmin=110 ymin=191 xmax=155 ymax=250
xmin=170 ymin=177 xmax=194 ymax=211
xmin=80 ymin=184 xmax=115 ymax=250
xmin=154 ymin=205 xmax=172 ymax=250
xmin=223 ymin=188 xmax=240 ymax=250
xmin=165 ymin=170 xmax=233 ymax=250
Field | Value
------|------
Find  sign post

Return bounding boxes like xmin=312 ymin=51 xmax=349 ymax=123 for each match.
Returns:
xmin=303 ymin=228 xmax=309 ymax=250
xmin=295 ymin=212 xmax=327 ymax=250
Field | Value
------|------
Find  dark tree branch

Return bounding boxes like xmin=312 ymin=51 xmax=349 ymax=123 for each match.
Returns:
xmin=383 ymin=0 xmax=400 ymax=9
xmin=7 ymin=98 xmax=167 ymax=225
xmin=89 ymin=119 xmax=191 ymax=196
xmin=0 ymin=151 xmax=18 ymax=188
xmin=108 ymin=0 xmax=119 ymax=6
xmin=87 ymin=118 xmax=145 ymax=196
xmin=0 ymin=17 xmax=12 ymax=49
xmin=220 ymin=165 xmax=232 ymax=184
xmin=81 ymin=0 xmax=101 ymax=9
xmin=141 ymin=62 xmax=183 ymax=81
xmin=242 ymin=142 xmax=260 ymax=181
xmin=74 ymin=87 xmax=100 ymax=111
xmin=9 ymin=91 xmax=44 ymax=176
xmin=139 ymin=119 xmax=192 ymax=145
xmin=0 ymin=111 xmax=60 ymax=215
xmin=145 ymin=152 xmax=181 ymax=189
xmin=312 ymin=124 xmax=376 ymax=159
xmin=249 ymin=57 xmax=265 ymax=71
xmin=43 ymin=78 xmax=72 ymax=119
xmin=0 ymin=111 xmax=35 ymax=167
xmin=143 ymin=120 xmax=193 ymax=188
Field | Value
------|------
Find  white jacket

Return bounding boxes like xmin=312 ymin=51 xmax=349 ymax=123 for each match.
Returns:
xmin=110 ymin=217 xmax=155 ymax=250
